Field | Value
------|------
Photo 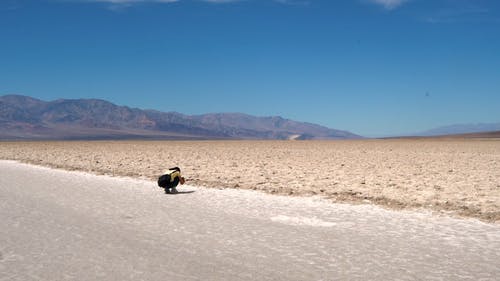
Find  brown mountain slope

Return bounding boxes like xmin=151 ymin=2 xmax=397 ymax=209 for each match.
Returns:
xmin=0 ymin=95 xmax=362 ymax=140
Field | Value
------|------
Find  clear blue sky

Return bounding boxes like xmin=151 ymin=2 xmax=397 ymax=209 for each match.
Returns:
xmin=1 ymin=0 xmax=499 ymax=136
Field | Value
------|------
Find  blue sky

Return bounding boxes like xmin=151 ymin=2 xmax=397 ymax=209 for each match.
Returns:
xmin=1 ymin=0 xmax=499 ymax=136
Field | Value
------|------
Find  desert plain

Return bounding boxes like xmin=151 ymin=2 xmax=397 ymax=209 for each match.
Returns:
xmin=1 ymin=139 xmax=499 ymax=222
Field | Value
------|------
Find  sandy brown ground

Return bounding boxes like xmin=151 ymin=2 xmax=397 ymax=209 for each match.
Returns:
xmin=1 ymin=139 xmax=499 ymax=222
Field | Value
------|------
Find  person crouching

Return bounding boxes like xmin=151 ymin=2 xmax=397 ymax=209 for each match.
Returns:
xmin=158 ymin=167 xmax=186 ymax=194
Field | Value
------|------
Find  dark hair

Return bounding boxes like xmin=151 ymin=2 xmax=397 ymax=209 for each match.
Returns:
xmin=169 ymin=167 xmax=181 ymax=172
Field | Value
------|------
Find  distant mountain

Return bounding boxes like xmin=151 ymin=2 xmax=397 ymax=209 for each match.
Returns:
xmin=417 ymin=122 xmax=500 ymax=137
xmin=0 ymin=95 xmax=361 ymax=140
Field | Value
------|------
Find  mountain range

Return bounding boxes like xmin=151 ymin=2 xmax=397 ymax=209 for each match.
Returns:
xmin=415 ymin=123 xmax=500 ymax=137
xmin=0 ymin=95 xmax=361 ymax=140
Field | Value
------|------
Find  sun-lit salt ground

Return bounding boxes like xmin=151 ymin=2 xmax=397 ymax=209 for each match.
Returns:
xmin=1 ymin=160 xmax=499 ymax=280
xmin=1 ymin=139 xmax=499 ymax=222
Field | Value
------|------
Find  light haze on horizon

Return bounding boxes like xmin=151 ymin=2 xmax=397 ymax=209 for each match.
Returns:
xmin=1 ymin=0 xmax=499 ymax=137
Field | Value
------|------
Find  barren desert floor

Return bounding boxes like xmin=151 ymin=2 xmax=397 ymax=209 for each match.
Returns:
xmin=2 ymin=161 xmax=500 ymax=280
xmin=1 ymin=139 xmax=499 ymax=222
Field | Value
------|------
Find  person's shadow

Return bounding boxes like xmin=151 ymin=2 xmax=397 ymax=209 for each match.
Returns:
xmin=167 ymin=191 xmax=196 ymax=195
